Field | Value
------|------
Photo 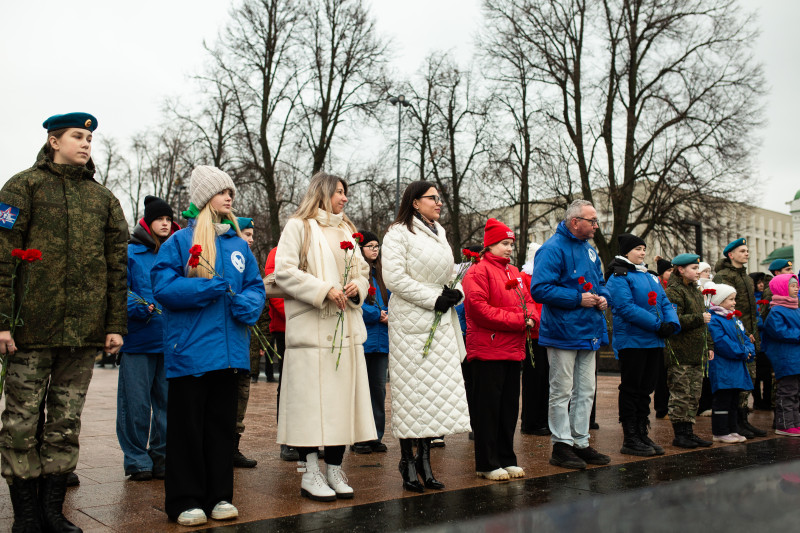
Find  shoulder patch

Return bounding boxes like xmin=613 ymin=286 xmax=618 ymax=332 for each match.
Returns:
xmin=0 ymin=202 xmax=20 ymax=229
xmin=231 ymin=250 xmax=246 ymax=273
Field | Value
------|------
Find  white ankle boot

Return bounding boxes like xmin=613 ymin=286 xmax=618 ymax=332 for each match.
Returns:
xmin=326 ymin=464 xmax=354 ymax=499
xmin=300 ymin=453 xmax=336 ymax=502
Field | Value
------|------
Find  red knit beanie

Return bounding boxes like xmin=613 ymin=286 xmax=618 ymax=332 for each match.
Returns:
xmin=483 ymin=218 xmax=515 ymax=248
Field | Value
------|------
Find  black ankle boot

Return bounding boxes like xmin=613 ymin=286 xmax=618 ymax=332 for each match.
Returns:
xmin=686 ymin=425 xmax=713 ymax=447
xmin=415 ymin=438 xmax=445 ymax=490
xmin=233 ymin=434 xmax=257 ymax=468
xmin=39 ymin=474 xmax=81 ymax=533
xmin=672 ymin=422 xmax=699 ymax=449
xmin=398 ymin=439 xmax=424 ymax=493
xmin=9 ymin=477 xmax=42 ymax=533
xmin=620 ymin=418 xmax=655 ymax=456
xmin=738 ymin=408 xmax=766 ymax=438
xmin=637 ymin=417 xmax=665 ymax=455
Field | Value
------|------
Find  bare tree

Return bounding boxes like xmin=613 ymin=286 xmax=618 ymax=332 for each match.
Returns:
xmin=483 ymin=0 xmax=764 ymax=264
xmin=94 ymin=137 xmax=127 ymax=189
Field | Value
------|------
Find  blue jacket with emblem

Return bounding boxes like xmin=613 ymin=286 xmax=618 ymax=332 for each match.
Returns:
xmin=531 ymin=221 xmax=611 ymax=350
xmin=123 ymin=220 xmax=179 ymax=354
xmin=151 ymin=222 xmax=266 ymax=379
xmin=362 ymin=266 xmax=390 ymax=354
xmin=605 ymin=258 xmax=680 ymax=357
xmin=708 ymin=311 xmax=755 ymax=393
xmin=763 ymin=305 xmax=800 ymax=380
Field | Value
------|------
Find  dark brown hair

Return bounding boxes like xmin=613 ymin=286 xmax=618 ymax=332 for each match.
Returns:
xmin=44 ymin=128 xmax=69 ymax=160
xmin=390 ymin=180 xmax=438 ymax=234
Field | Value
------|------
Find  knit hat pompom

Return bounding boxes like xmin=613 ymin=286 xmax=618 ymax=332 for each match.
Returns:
xmin=483 ymin=218 xmax=515 ymax=248
xmin=190 ymin=166 xmax=236 ymax=211
xmin=710 ymin=283 xmax=737 ymax=306
xmin=143 ymin=195 xmax=173 ymax=226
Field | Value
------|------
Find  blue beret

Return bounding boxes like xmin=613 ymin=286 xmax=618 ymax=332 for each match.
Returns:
xmin=672 ymin=253 xmax=700 ymax=266
xmin=42 ymin=112 xmax=98 ymax=132
xmin=238 ymin=217 xmax=254 ymax=230
xmin=769 ymin=259 xmax=793 ymax=273
xmin=723 ymin=238 xmax=747 ymax=257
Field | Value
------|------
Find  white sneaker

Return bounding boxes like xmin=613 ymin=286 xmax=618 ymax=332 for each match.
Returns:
xmin=326 ymin=464 xmax=354 ymax=499
xmin=210 ymin=501 xmax=238 ymax=520
xmin=729 ymin=433 xmax=747 ymax=442
xmin=300 ymin=453 xmax=336 ymax=502
xmin=698 ymin=409 xmax=712 ymax=417
xmin=177 ymin=508 xmax=207 ymax=526
xmin=477 ymin=468 xmax=510 ymax=481
xmin=503 ymin=466 xmax=525 ymax=478
xmin=712 ymin=434 xmax=740 ymax=444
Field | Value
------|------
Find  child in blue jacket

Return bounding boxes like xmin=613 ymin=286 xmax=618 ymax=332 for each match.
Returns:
xmin=117 ymin=196 xmax=179 ymax=482
xmin=763 ymin=273 xmax=800 ymax=436
xmin=707 ymin=283 xmax=755 ymax=444
xmin=151 ymin=167 xmax=266 ymax=527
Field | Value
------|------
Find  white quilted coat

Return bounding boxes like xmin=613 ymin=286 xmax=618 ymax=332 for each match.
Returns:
xmin=381 ymin=218 xmax=471 ymax=438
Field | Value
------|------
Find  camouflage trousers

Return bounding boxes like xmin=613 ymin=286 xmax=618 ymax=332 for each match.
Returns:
xmin=236 ymin=372 xmax=250 ymax=435
xmin=738 ymin=360 xmax=757 ymax=409
xmin=667 ymin=364 xmax=703 ymax=424
xmin=0 ymin=347 xmax=96 ymax=479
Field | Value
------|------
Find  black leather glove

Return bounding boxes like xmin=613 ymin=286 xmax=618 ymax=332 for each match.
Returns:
xmin=442 ymin=286 xmax=463 ymax=305
xmin=434 ymin=296 xmax=452 ymax=313
xmin=656 ymin=322 xmax=676 ymax=338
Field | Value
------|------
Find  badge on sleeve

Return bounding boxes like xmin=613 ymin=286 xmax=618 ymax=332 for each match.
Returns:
xmin=0 ymin=203 xmax=20 ymax=229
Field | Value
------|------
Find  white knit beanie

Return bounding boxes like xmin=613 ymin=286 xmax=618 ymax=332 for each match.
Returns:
xmin=190 ymin=166 xmax=236 ymax=210
xmin=698 ymin=261 xmax=711 ymax=273
xmin=710 ymin=283 xmax=737 ymax=306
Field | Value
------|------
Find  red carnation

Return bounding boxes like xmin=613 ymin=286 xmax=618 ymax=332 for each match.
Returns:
xmin=505 ymin=279 xmax=518 ymax=290
xmin=340 ymin=241 xmax=354 ymax=250
xmin=757 ymin=299 xmax=769 ymax=305
xmin=368 ymin=287 xmax=377 ymax=296
xmin=352 ymin=232 xmax=364 ymax=243
xmin=11 ymin=249 xmax=25 ymax=260
xmin=188 ymin=255 xmax=200 ymax=268
xmin=648 ymin=291 xmax=657 ymax=299
xmin=734 ymin=310 xmax=742 ymax=317
xmin=461 ymin=248 xmax=472 ymax=258
xmin=578 ymin=276 xmax=586 ymax=284
xmin=189 ymin=244 xmax=202 ymax=257
xmin=701 ymin=288 xmax=717 ymax=296
xmin=726 ymin=312 xmax=734 ymax=320
xmin=583 ymin=282 xmax=593 ymax=292
xmin=22 ymin=249 xmax=42 ymax=262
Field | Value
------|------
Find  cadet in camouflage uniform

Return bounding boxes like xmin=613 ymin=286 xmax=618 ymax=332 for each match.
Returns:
xmin=664 ymin=254 xmax=714 ymax=449
xmin=0 ymin=113 xmax=128 ymax=533
xmin=713 ymin=238 xmax=766 ymax=438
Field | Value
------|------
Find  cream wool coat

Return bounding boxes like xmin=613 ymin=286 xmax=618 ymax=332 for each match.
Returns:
xmin=381 ymin=217 xmax=471 ymax=439
xmin=275 ymin=213 xmax=377 ymax=446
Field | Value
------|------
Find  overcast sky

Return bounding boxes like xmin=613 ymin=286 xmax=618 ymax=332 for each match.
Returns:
xmin=1 ymin=0 xmax=796 ymax=214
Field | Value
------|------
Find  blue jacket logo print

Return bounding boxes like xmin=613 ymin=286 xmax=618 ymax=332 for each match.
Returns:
xmin=231 ymin=251 xmax=246 ymax=272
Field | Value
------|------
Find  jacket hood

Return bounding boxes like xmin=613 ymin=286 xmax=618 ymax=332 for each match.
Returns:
xmin=34 ymin=144 xmax=96 ymax=181
xmin=715 ymin=256 xmax=745 ymax=273
xmin=604 ymin=256 xmax=636 ymax=281
xmin=130 ymin=218 xmax=181 ymax=249
xmin=556 ymin=220 xmax=586 ymax=242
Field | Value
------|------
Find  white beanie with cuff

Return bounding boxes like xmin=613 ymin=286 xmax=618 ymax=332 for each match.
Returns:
xmin=709 ymin=283 xmax=737 ymax=306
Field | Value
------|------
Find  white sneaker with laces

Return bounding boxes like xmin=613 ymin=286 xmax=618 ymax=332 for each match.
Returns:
xmin=177 ymin=508 xmax=207 ymax=526
xmin=712 ymin=434 xmax=740 ymax=444
xmin=729 ymin=433 xmax=747 ymax=442
xmin=503 ymin=466 xmax=525 ymax=478
xmin=210 ymin=501 xmax=238 ymax=520
xmin=477 ymin=468 xmax=510 ymax=481
xmin=326 ymin=464 xmax=354 ymax=499
xmin=300 ymin=453 xmax=336 ymax=502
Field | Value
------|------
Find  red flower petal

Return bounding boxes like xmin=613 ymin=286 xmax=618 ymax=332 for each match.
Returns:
xmin=578 ymin=276 xmax=586 ymax=284
xmin=648 ymin=291 xmax=657 ymax=299
xmin=189 ymin=244 xmax=203 ymax=257
xmin=734 ymin=310 xmax=742 ymax=317
xmin=368 ymin=287 xmax=376 ymax=296
xmin=11 ymin=248 xmax=25 ymax=259
xmin=583 ymin=282 xmax=593 ymax=291
xmin=23 ymin=249 xmax=42 ymax=262
xmin=188 ymin=256 xmax=200 ymax=268
xmin=505 ymin=279 xmax=518 ymax=290
xmin=352 ymin=232 xmax=364 ymax=242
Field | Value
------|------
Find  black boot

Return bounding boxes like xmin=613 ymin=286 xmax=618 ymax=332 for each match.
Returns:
xmin=9 ymin=477 xmax=42 ymax=533
xmin=415 ymin=438 xmax=445 ymax=490
xmin=738 ymin=408 xmax=766 ymax=438
xmin=637 ymin=417 xmax=665 ymax=455
xmin=685 ymin=424 xmax=713 ymax=447
xmin=620 ymin=418 xmax=655 ymax=456
xmin=233 ymin=434 xmax=258 ymax=468
xmin=398 ymin=439 xmax=424 ymax=493
xmin=672 ymin=422 xmax=699 ymax=449
xmin=39 ymin=474 xmax=81 ymax=533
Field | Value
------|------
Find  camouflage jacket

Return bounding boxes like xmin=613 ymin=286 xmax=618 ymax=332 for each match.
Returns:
xmin=713 ymin=257 xmax=760 ymax=351
xmin=0 ymin=147 xmax=128 ymax=349
xmin=664 ymin=275 xmax=713 ymax=366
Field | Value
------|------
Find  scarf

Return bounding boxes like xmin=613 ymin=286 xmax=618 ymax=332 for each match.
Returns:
xmin=414 ymin=211 xmax=438 ymax=235
xmin=770 ymin=295 xmax=799 ymax=309
xmin=710 ymin=304 xmax=731 ymax=317
xmin=311 ymin=210 xmax=353 ymax=319
xmin=614 ymin=255 xmax=648 ymax=273
xmin=182 ymin=202 xmax=235 ymax=234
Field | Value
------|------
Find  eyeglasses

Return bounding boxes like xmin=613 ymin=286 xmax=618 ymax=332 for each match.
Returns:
xmin=420 ymin=194 xmax=442 ymax=204
xmin=363 ymin=244 xmax=380 ymax=250
xmin=575 ymin=216 xmax=600 ymax=226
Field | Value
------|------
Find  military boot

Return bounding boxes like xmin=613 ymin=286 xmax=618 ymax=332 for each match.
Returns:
xmin=672 ymin=422 xmax=699 ymax=449
xmin=685 ymin=424 xmax=713 ymax=447
xmin=637 ymin=417 xmax=665 ymax=455
xmin=738 ymin=408 xmax=766 ymax=438
xmin=39 ymin=474 xmax=81 ymax=533
xmin=9 ymin=477 xmax=42 ymax=533
xmin=233 ymin=434 xmax=257 ymax=468
xmin=620 ymin=418 xmax=655 ymax=456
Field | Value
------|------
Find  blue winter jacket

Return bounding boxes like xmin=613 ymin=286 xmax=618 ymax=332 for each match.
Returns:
xmin=708 ymin=313 xmax=755 ymax=393
xmin=124 ymin=222 xmax=170 ymax=354
xmin=531 ymin=221 xmax=611 ymax=350
xmin=151 ymin=224 xmax=266 ymax=379
xmin=362 ymin=267 xmax=390 ymax=354
xmin=606 ymin=263 xmax=680 ymax=357
xmin=763 ymin=306 xmax=800 ymax=380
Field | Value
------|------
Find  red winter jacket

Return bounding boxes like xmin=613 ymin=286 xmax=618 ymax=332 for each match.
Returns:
xmin=520 ymin=272 xmax=543 ymax=339
xmin=264 ymin=247 xmax=286 ymax=333
xmin=463 ymin=252 xmax=539 ymax=362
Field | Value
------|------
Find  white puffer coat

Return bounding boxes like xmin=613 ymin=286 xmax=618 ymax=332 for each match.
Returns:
xmin=381 ymin=217 xmax=471 ymax=438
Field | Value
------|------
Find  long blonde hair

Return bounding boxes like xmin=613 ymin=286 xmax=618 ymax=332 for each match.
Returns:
xmin=293 ymin=172 xmax=356 ymax=232
xmin=188 ymin=202 xmax=243 ymax=279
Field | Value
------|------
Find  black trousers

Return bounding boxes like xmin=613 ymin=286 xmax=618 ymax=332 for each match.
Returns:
xmin=521 ymin=339 xmax=549 ymax=431
xmin=296 ymin=446 xmax=345 ymax=466
xmin=274 ymin=332 xmax=286 ymax=422
xmin=654 ymin=351 xmax=670 ymax=415
xmin=711 ymin=388 xmax=741 ymax=436
xmin=618 ymin=348 xmax=661 ymax=421
xmin=165 ymin=369 xmax=238 ymax=520
xmin=471 ymin=360 xmax=520 ymax=472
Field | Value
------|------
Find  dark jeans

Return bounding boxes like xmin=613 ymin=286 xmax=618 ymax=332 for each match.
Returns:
xmin=617 ymin=348 xmax=661 ymax=421
xmin=274 ymin=332 xmax=286 ymax=422
xmin=521 ymin=338 xmax=549 ymax=431
xmin=364 ymin=353 xmax=388 ymax=442
xmin=775 ymin=374 xmax=800 ymax=430
xmin=165 ymin=369 xmax=237 ymax=520
xmin=711 ymin=388 xmax=741 ymax=436
xmin=471 ymin=360 xmax=520 ymax=472
xmin=697 ymin=377 xmax=713 ymax=414
xmin=654 ymin=352 xmax=670 ymax=415
xmin=296 ymin=446 xmax=345 ymax=466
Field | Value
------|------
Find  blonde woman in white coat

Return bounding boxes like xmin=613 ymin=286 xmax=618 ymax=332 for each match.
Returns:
xmin=381 ymin=180 xmax=471 ymax=493
xmin=275 ymin=172 xmax=376 ymax=502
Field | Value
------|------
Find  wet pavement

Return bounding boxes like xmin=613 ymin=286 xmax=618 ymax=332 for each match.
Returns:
xmin=0 ymin=368 xmax=790 ymax=532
